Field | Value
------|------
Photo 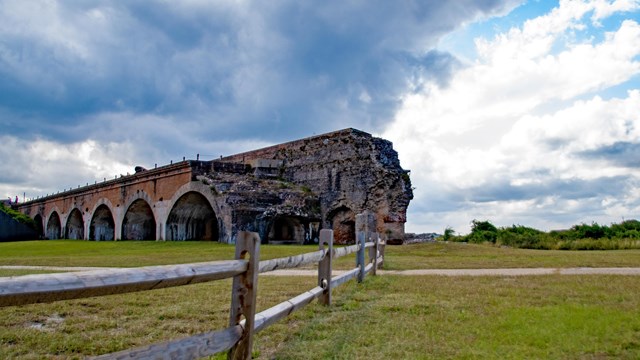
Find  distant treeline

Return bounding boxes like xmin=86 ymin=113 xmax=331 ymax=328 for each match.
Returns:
xmin=445 ymin=219 xmax=640 ymax=250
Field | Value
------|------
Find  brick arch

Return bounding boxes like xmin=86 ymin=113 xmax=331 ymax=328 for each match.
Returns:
xmin=89 ymin=198 xmax=116 ymax=215
xmin=45 ymin=206 xmax=63 ymax=240
xmin=33 ymin=213 xmax=44 ymax=239
xmin=122 ymin=191 xmax=156 ymax=218
xmin=121 ymin=191 xmax=157 ymax=240
xmin=46 ymin=206 xmax=62 ymax=225
xmin=64 ymin=207 xmax=85 ymax=240
xmin=88 ymin=199 xmax=116 ymax=241
xmin=165 ymin=182 xmax=222 ymax=222
xmin=165 ymin=182 xmax=221 ymax=241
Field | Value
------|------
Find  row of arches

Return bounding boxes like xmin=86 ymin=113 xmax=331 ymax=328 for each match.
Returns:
xmin=35 ymin=192 xmax=218 ymax=241
xmin=31 ymin=190 xmax=359 ymax=244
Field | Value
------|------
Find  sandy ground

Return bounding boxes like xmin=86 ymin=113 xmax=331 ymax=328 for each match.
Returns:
xmin=3 ymin=265 xmax=640 ymax=276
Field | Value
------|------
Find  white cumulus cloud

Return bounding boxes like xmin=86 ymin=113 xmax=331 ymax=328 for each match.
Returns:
xmin=385 ymin=0 xmax=640 ymax=234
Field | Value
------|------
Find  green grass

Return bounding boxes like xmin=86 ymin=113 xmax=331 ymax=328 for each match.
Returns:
xmin=0 ymin=240 xmax=319 ymax=267
xmin=1 ymin=240 xmax=640 ymax=358
xmin=383 ymin=241 xmax=640 ymax=270
xmin=0 ymin=269 xmax=60 ymax=277
xmin=2 ymin=240 xmax=640 ymax=270
xmin=0 ymin=276 xmax=318 ymax=359
xmin=1 ymin=275 xmax=639 ymax=359
xmin=267 ymin=275 xmax=640 ymax=359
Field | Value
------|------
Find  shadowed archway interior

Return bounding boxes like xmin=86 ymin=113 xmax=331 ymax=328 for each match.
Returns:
xmin=89 ymin=204 xmax=115 ymax=241
xmin=46 ymin=212 xmax=61 ymax=240
xmin=65 ymin=209 xmax=84 ymax=240
xmin=166 ymin=192 xmax=218 ymax=241
xmin=33 ymin=214 xmax=44 ymax=239
xmin=267 ymin=216 xmax=305 ymax=244
xmin=122 ymin=199 xmax=156 ymax=240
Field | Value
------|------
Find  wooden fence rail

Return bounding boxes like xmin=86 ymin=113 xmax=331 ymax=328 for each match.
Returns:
xmin=0 ymin=228 xmax=384 ymax=360
xmin=0 ymin=260 xmax=248 ymax=307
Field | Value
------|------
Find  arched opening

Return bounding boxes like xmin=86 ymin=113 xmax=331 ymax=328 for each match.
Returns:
xmin=166 ymin=192 xmax=218 ymax=241
xmin=267 ymin=216 xmax=305 ymax=244
xmin=46 ymin=212 xmax=61 ymax=240
xmin=329 ymin=206 xmax=356 ymax=244
xmin=89 ymin=205 xmax=115 ymax=241
xmin=65 ymin=208 xmax=84 ymax=240
xmin=122 ymin=199 xmax=156 ymax=240
xmin=33 ymin=214 xmax=44 ymax=239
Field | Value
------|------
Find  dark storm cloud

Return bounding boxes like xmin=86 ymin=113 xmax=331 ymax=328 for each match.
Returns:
xmin=400 ymin=50 xmax=463 ymax=89
xmin=0 ymin=0 xmax=518 ymax=146
xmin=579 ymin=141 xmax=640 ymax=168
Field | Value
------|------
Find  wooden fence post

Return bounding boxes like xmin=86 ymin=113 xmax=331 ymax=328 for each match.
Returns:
xmin=370 ymin=232 xmax=378 ymax=276
xmin=228 ymin=231 xmax=260 ymax=360
xmin=357 ymin=231 xmax=365 ymax=283
xmin=379 ymin=237 xmax=385 ymax=269
xmin=318 ymin=229 xmax=333 ymax=305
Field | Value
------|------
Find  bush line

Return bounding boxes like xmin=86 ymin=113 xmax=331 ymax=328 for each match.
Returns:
xmin=445 ymin=219 xmax=640 ymax=250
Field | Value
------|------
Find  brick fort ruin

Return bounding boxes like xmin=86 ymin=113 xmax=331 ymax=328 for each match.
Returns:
xmin=16 ymin=129 xmax=413 ymax=244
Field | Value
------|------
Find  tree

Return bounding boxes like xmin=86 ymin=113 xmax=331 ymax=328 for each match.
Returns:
xmin=471 ymin=220 xmax=497 ymax=233
xmin=468 ymin=219 xmax=498 ymax=243
xmin=443 ymin=227 xmax=455 ymax=241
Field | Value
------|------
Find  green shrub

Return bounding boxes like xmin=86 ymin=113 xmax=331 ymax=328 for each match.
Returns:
xmin=0 ymin=203 xmax=36 ymax=230
xmin=456 ymin=219 xmax=640 ymax=251
xmin=571 ymin=223 xmax=609 ymax=239
xmin=471 ymin=220 xmax=498 ymax=233
xmin=443 ymin=227 xmax=455 ymax=242
xmin=467 ymin=230 xmax=497 ymax=244
xmin=465 ymin=220 xmax=498 ymax=244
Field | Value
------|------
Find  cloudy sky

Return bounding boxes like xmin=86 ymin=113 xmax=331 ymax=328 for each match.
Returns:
xmin=1 ymin=0 xmax=639 ymax=234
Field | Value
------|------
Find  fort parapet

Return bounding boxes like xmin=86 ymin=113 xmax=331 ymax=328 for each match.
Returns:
xmin=15 ymin=128 xmax=413 ymax=244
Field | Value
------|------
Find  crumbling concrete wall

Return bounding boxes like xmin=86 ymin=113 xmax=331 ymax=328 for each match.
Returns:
xmin=198 ymin=171 xmax=320 ymax=245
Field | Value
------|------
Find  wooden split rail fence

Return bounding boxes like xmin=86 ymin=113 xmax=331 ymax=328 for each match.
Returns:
xmin=0 ymin=229 xmax=384 ymax=359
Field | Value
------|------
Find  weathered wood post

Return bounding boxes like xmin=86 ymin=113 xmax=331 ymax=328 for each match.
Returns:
xmin=357 ymin=230 xmax=366 ymax=283
xmin=370 ymin=232 xmax=378 ymax=276
xmin=318 ymin=229 xmax=333 ymax=305
xmin=379 ymin=237 xmax=385 ymax=269
xmin=356 ymin=210 xmax=376 ymax=281
xmin=228 ymin=231 xmax=260 ymax=360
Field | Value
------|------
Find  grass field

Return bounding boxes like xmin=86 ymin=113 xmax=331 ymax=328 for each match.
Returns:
xmin=275 ymin=275 xmax=640 ymax=359
xmin=383 ymin=241 xmax=640 ymax=270
xmin=1 ymin=239 xmax=640 ymax=270
xmin=1 ymin=240 xmax=639 ymax=359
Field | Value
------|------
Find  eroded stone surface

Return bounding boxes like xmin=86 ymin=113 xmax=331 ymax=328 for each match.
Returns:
xmin=220 ymin=128 xmax=413 ymax=244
